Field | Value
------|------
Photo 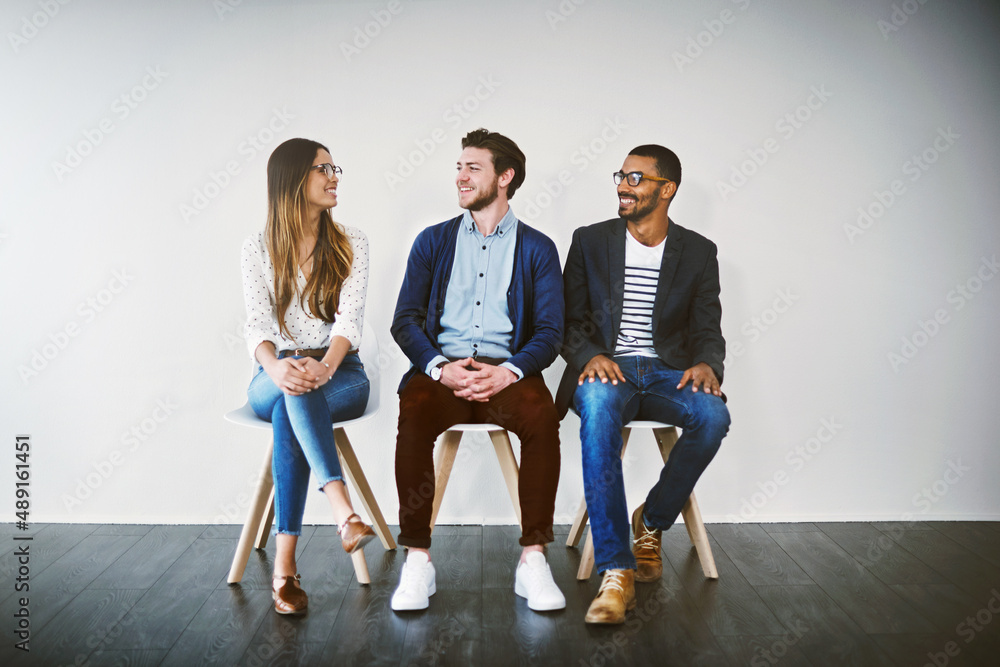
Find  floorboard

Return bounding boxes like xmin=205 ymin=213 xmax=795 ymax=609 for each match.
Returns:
xmin=715 ymin=634 xmax=814 ymax=667
xmin=3 ymin=521 xmax=998 ymax=666
xmin=761 ymin=522 xmax=820 ymax=533
xmin=18 ymin=532 xmax=143 ymax=632
xmin=322 ymin=586 xmax=407 ymax=666
xmin=31 ymin=588 xmax=145 ymax=665
xmin=755 ymin=584 xmax=897 ymax=666
xmin=664 ymin=531 xmax=787 ymax=637
xmin=709 ymin=523 xmax=814 ymax=586
xmin=89 ymin=525 xmax=204 ymax=590
xmin=883 ymin=526 xmax=1000 ymax=598
xmin=769 ymin=529 xmax=936 ymax=634
xmin=931 ymin=522 xmax=1000 ymax=568
xmin=0 ymin=524 xmax=98 ymax=603
xmin=818 ymin=522 xmax=950 ymax=585
xmin=159 ymin=587 xmax=273 ymax=667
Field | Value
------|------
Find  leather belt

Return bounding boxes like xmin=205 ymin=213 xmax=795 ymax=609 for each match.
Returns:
xmin=282 ymin=348 xmax=359 ymax=358
xmin=447 ymin=356 xmax=506 ymax=366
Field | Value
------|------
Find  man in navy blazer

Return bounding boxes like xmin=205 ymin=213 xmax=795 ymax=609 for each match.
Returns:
xmin=558 ymin=145 xmax=731 ymax=624
xmin=390 ymin=129 xmax=566 ymax=614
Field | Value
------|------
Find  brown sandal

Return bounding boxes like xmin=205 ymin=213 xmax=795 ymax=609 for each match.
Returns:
xmin=338 ymin=513 xmax=376 ymax=554
xmin=272 ymin=574 xmax=308 ymax=615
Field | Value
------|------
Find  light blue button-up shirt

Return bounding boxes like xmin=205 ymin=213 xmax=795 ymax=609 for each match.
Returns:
xmin=426 ymin=207 xmax=523 ymax=379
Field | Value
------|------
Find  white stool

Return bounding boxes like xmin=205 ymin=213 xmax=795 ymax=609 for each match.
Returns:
xmin=224 ymin=322 xmax=396 ymax=585
xmin=567 ymin=421 xmax=717 ymax=580
xmin=429 ymin=424 xmax=521 ymax=531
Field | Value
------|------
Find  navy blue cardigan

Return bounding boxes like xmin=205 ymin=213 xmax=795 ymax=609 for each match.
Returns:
xmin=391 ymin=215 xmax=564 ymax=392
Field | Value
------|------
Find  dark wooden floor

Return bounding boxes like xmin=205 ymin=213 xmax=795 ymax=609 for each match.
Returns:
xmin=2 ymin=521 xmax=999 ymax=666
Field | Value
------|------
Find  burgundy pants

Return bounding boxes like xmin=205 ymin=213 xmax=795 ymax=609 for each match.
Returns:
xmin=395 ymin=372 xmax=561 ymax=549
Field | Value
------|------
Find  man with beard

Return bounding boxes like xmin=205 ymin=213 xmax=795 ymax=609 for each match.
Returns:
xmin=390 ymin=129 xmax=565 ymax=613
xmin=556 ymin=145 xmax=730 ymax=624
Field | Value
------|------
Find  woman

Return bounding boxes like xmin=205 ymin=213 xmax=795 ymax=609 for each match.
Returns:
xmin=242 ymin=138 xmax=375 ymax=615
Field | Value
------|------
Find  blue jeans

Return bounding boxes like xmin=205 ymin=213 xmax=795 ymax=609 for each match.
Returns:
xmin=247 ymin=353 xmax=369 ymax=535
xmin=573 ymin=356 xmax=730 ymax=573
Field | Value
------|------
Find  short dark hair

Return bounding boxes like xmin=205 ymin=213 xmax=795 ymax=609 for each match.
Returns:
xmin=628 ymin=144 xmax=681 ymax=189
xmin=461 ymin=128 xmax=526 ymax=199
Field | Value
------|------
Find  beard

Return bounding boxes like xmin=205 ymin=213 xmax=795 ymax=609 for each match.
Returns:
xmin=461 ymin=176 xmax=500 ymax=212
xmin=618 ymin=191 xmax=658 ymax=222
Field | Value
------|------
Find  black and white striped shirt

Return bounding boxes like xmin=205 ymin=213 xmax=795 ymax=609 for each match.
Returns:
xmin=615 ymin=232 xmax=665 ymax=357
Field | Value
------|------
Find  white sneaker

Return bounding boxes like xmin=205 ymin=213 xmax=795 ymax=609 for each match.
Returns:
xmin=514 ymin=551 xmax=566 ymax=611
xmin=391 ymin=551 xmax=436 ymax=611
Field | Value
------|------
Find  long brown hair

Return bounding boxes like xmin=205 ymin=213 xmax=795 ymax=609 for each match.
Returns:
xmin=265 ymin=138 xmax=353 ymax=341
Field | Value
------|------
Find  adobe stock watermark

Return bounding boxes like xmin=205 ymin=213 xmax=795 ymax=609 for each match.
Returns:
xmin=545 ymin=0 xmax=586 ymax=31
xmin=728 ymin=287 xmax=799 ymax=366
xmin=878 ymin=0 xmax=933 ymax=40
xmin=865 ymin=458 xmax=971 ymax=566
xmin=61 ymin=397 xmax=180 ymax=511
xmin=214 ymin=0 xmax=242 ymax=20
xmin=672 ymin=0 xmax=751 ymax=72
xmin=17 ymin=269 xmax=135 ymax=386
xmin=844 ymin=126 xmax=959 ymax=244
xmin=554 ymin=423 xmax=641 ymax=518
xmin=411 ymin=616 xmax=466 ymax=666
xmin=51 ymin=66 xmax=168 ymax=182
xmin=921 ymin=588 xmax=1000 ymax=667
xmin=750 ymin=621 xmax=810 ymax=667
xmin=383 ymin=75 xmax=501 ymax=191
xmin=727 ymin=417 xmax=844 ymax=521
xmin=887 ymin=254 xmax=997 ymax=373
xmin=519 ymin=117 xmax=627 ymax=220
xmin=66 ymin=599 xmax=134 ymax=665
xmin=224 ymin=316 xmax=247 ymax=352
xmin=203 ymin=466 xmax=261 ymax=537
xmin=340 ymin=0 xmax=408 ymax=61
xmin=7 ymin=0 xmax=73 ymax=54
xmin=716 ymin=84 xmax=832 ymax=202
xmin=179 ymin=107 xmax=294 ymax=223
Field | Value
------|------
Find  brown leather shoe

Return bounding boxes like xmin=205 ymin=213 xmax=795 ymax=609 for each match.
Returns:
xmin=632 ymin=503 xmax=663 ymax=582
xmin=584 ymin=569 xmax=636 ymax=624
xmin=272 ymin=574 xmax=308 ymax=615
xmin=339 ymin=513 xmax=376 ymax=554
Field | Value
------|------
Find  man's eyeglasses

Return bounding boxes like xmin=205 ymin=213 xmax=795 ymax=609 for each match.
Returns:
xmin=311 ymin=163 xmax=343 ymax=180
xmin=613 ymin=171 xmax=670 ymax=187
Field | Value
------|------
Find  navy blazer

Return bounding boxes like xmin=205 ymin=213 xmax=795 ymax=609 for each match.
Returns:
xmin=556 ymin=218 xmax=726 ymax=417
xmin=391 ymin=215 xmax=564 ymax=392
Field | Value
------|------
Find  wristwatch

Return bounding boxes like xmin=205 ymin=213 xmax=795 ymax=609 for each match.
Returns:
xmin=429 ymin=362 xmax=446 ymax=382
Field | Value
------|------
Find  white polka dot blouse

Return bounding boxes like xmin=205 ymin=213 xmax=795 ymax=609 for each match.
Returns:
xmin=241 ymin=224 xmax=368 ymax=359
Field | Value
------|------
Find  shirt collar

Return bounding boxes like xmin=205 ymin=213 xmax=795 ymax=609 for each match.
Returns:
xmin=461 ymin=207 xmax=518 ymax=238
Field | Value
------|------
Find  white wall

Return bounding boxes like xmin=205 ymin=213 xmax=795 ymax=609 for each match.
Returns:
xmin=3 ymin=0 xmax=998 ymax=528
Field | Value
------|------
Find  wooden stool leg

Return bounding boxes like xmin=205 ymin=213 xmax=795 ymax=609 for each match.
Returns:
xmin=429 ymin=430 xmax=463 ymax=533
xmin=228 ymin=440 xmax=274 ymax=584
xmin=651 ymin=426 xmax=678 ymax=457
xmin=255 ymin=488 xmax=275 ymax=549
xmin=653 ymin=426 xmax=718 ymax=580
xmin=334 ymin=429 xmax=397 ymax=550
xmin=336 ymin=450 xmax=371 ymax=585
xmin=488 ymin=430 xmax=521 ymax=526
xmin=681 ymin=493 xmax=718 ymax=579
xmin=620 ymin=427 xmax=634 ymax=454
xmin=350 ymin=549 xmax=371 ymax=584
xmin=566 ymin=496 xmax=589 ymax=548
xmin=577 ymin=528 xmax=596 ymax=580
